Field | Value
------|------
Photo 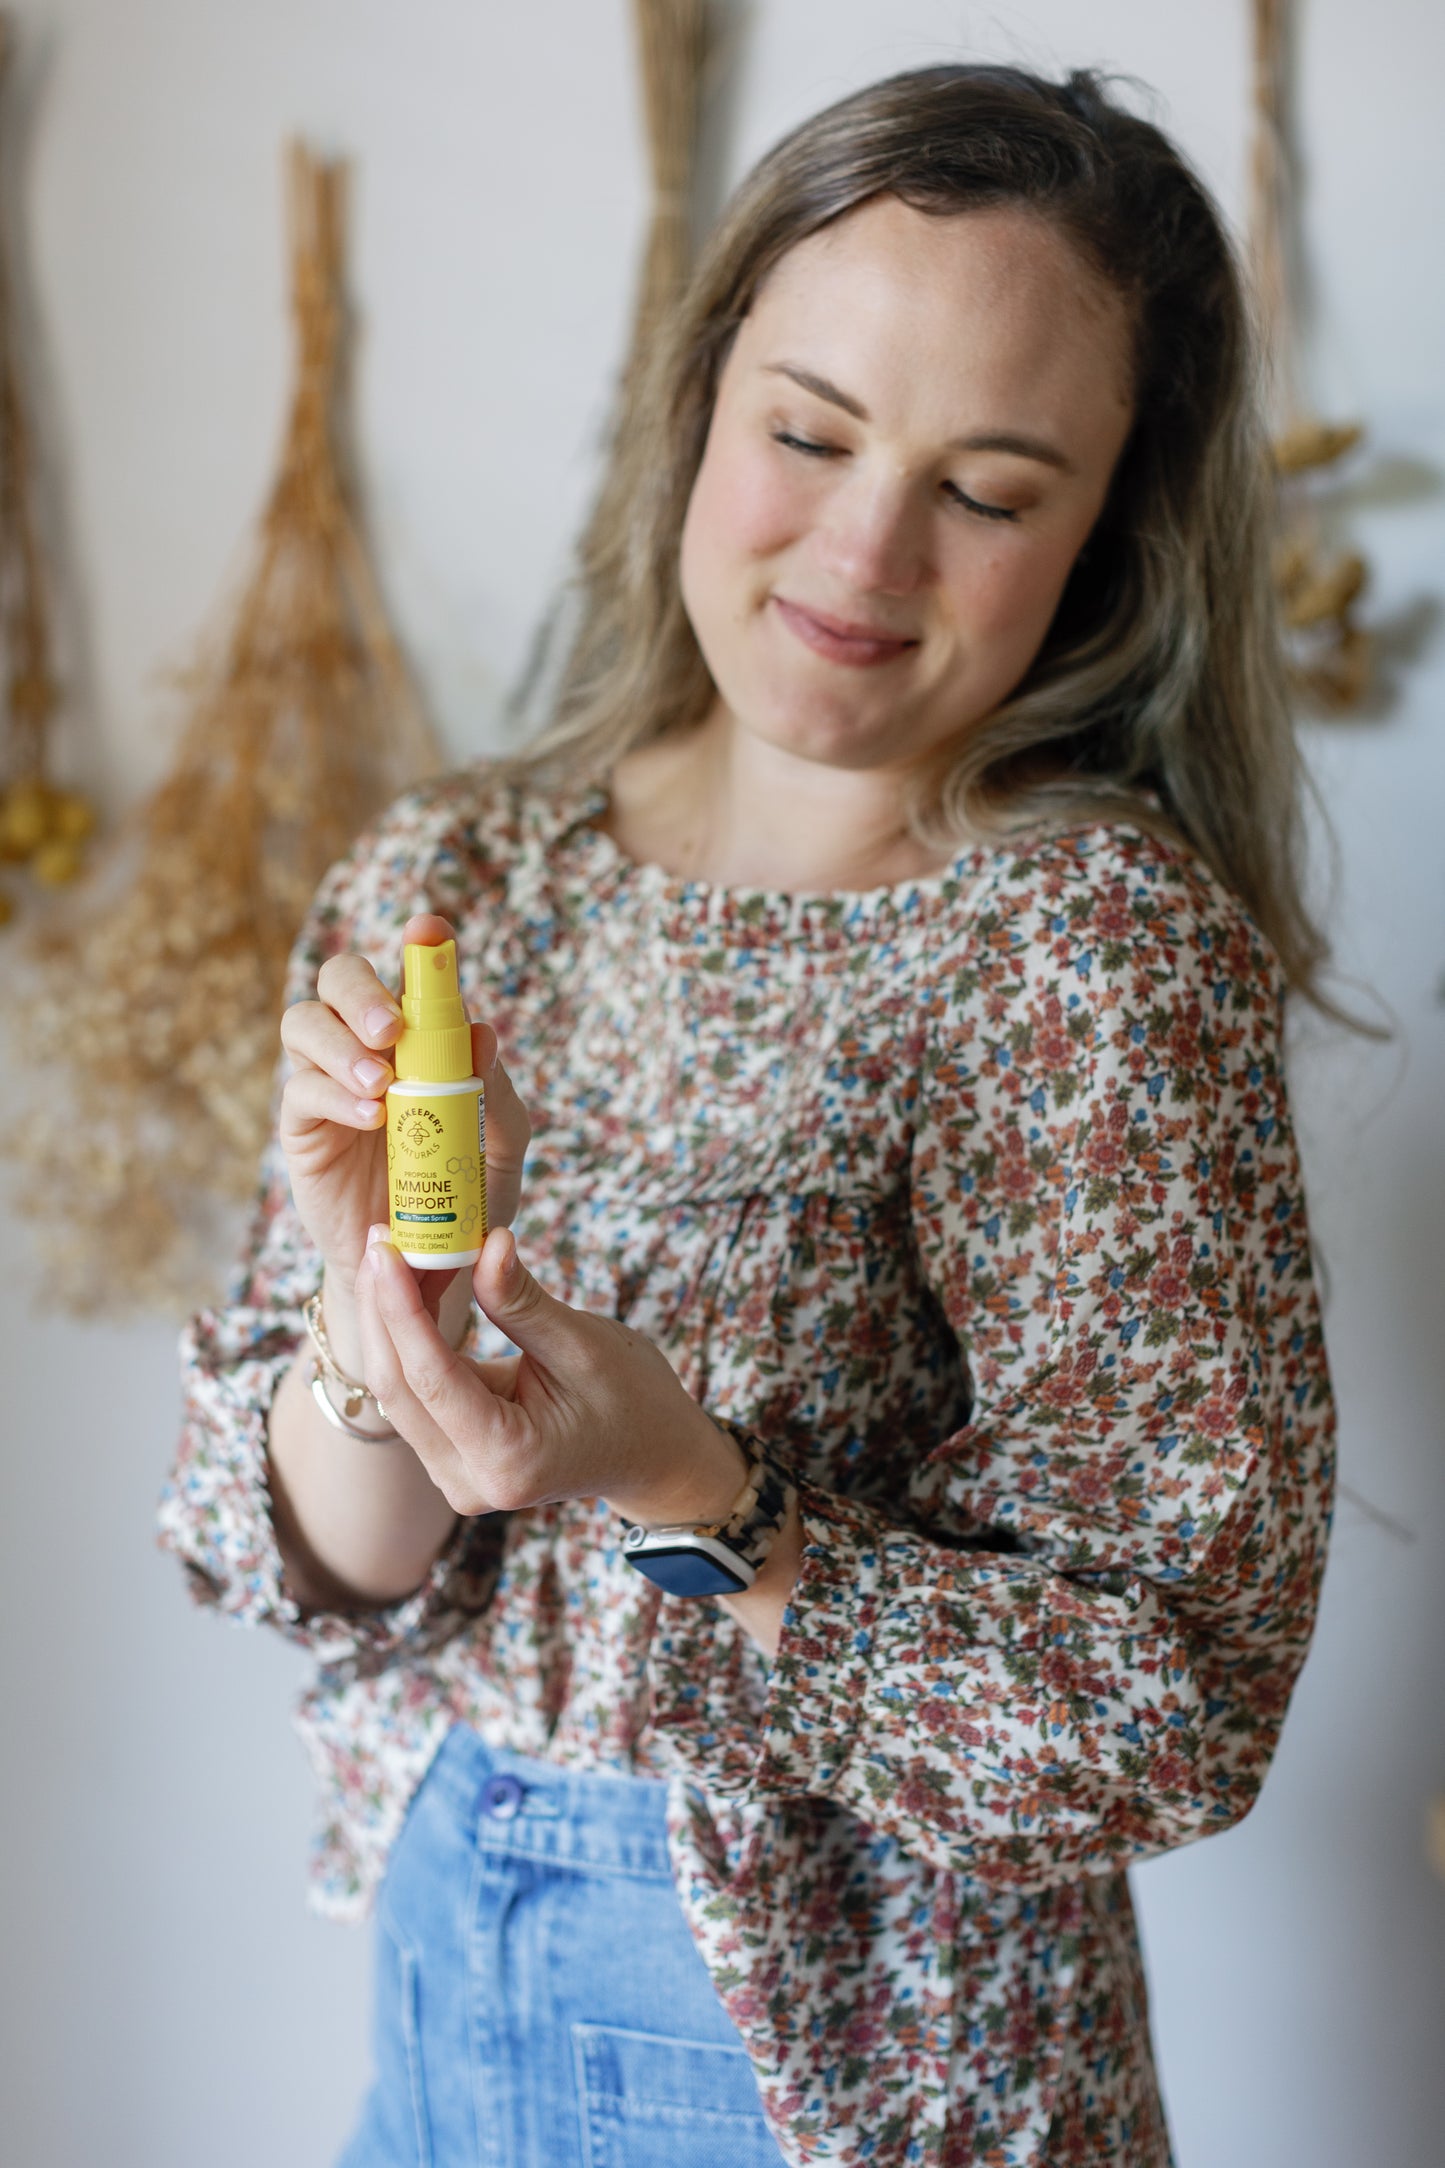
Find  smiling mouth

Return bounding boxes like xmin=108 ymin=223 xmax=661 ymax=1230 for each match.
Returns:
xmin=772 ymin=596 xmax=919 ymax=668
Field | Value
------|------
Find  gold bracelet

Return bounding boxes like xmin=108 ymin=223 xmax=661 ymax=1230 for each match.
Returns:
xmin=302 ymin=1289 xmax=400 ymax=1442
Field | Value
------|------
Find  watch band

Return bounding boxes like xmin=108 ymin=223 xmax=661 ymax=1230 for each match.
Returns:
xmin=619 ymin=1423 xmax=796 ymax=1595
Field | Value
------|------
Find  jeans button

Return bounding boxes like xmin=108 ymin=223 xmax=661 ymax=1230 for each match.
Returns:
xmin=482 ymin=1772 xmax=526 ymax=1821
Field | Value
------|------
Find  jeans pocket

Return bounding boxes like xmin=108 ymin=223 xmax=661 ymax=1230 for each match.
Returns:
xmin=572 ymin=2022 xmax=784 ymax=2168
xmin=374 ymin=1910 xmax=432 ymax=2168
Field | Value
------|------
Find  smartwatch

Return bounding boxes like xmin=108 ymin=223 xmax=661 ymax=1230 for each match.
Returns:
xmin=619 ymin=1425 xmax=795 ymax=1598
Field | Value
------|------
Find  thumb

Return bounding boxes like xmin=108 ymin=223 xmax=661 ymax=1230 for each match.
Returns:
xmin=472 ymin=1227 xmax=573 ymax=1361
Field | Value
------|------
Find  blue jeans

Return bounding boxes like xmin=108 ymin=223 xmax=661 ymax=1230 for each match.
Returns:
xmin=337 ymin=1723 xmax=789 ymax=2168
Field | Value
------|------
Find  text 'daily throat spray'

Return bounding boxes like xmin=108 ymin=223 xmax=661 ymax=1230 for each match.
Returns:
xmin=386 ymin=939 xmax=487 ymax=1269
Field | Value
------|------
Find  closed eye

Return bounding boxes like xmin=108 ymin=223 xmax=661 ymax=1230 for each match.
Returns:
xmin=772 ymin=429 xmax=835 ymax=459
xmin=942 ymin=484 xmax=1019 ymax=524
xmin=771 ymin=430 xmax=1019 ymax=523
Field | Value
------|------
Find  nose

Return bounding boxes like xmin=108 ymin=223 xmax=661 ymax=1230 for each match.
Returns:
xmin=814 ymin=471 xmax=930 ymax=597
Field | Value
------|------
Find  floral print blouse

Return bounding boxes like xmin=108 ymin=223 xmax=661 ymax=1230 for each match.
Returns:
xmin=159 ymin=763 xmax=1335 ymax=2168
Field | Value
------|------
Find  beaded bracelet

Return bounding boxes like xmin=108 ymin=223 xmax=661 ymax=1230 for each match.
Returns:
xmin=302 ymin=1288 xmax=401 ymax=1443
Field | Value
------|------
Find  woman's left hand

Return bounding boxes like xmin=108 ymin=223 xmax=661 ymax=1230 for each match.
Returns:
xmin=353 ymin=1222 xmax=748 ymax=1529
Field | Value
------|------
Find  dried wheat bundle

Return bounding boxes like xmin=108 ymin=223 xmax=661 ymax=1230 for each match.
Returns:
xmin=506 ymin=0 xmax=716 ymax=733
xmin=1250 ymin=0 xmax=1371 ymax=710
xmin=1429 ymin=1796 xmax=1445 ymax=1885
xmin=0 ymin=15 xmax=95 ymax=919
xmin=8 ymin=141 xmax=436 ymax=1312
xmin=627 ymin=0 xmax=712 ymax=374
xmin=572 ymin=0 xmax=712 ymax=585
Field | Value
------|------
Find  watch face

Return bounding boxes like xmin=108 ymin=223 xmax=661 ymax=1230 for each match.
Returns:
xmin=623 ymin=1543 xmax=750 ymax=1597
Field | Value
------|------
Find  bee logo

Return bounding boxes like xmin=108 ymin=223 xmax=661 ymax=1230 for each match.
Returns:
xmin=399 ymin=1112 xmax=442 ymax=1157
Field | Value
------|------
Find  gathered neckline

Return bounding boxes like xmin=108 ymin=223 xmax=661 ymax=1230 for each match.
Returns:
xmin=554 ymin=778 xmax=996 ymax=945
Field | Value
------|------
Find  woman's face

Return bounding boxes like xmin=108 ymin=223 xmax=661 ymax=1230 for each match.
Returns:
xmin=678 ymin=196 xmax=1136 ymax=778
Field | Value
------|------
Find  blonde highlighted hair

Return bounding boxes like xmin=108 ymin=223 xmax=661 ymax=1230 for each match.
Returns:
xmin=507 ymin=63 xmax=1355 ymax=1023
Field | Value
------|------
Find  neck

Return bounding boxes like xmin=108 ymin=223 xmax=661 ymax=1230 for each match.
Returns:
xmin=635 ymin=707 xmax=950 ymax=892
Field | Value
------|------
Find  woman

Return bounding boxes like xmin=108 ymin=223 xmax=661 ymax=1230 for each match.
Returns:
xmin=161 ymin=64 xmax=1338 ymax=2168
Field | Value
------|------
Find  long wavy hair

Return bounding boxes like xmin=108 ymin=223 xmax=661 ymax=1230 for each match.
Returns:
xmin=505 ymin=62 xmax=1354 ymax=1022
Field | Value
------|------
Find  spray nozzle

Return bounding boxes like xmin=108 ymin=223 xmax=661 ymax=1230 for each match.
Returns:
xmin=393 ymin=938 xmax=473 ymax=1081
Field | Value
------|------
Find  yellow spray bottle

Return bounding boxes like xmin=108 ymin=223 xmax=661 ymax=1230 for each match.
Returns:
xmin=386 ymin=939 xmax=487 ymax=1269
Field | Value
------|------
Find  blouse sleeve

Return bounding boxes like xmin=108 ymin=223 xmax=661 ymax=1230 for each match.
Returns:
xmin=156 ymin=784 xmax=509 ymax=1667
xmin=646 ymin=825 xmax=1337 ymax=1894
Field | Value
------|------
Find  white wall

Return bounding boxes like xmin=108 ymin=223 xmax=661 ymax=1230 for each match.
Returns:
xmin=1 ymin=4 xmax=1442 ymax=2163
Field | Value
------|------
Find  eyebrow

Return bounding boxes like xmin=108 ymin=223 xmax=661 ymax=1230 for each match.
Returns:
xmin=761 ymin=362 xmax=1077 ymax=475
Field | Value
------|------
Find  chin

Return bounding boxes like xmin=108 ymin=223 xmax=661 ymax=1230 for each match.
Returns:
xmin=743 ymin=700 xmax=909 ymax=772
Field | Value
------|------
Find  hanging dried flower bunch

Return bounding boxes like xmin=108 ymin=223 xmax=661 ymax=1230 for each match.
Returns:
xmin=1250 ymin=0 xmax=1371 ymax=709
xmin=509 ymin=0 xmax=714 ymax=727
xmin=575 ymin=0 xmax=713 ymax=573
xmin=0 ymin=16 xmax=95 ymax=922
xmin=627 ymin=0 xmax=712 ymax=371
xmin=8 ymin=141 xmax=436 ymax=1311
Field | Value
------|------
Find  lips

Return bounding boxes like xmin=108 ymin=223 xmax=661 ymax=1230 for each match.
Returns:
xmin=772 ymin=596 xmax=919 ymax=668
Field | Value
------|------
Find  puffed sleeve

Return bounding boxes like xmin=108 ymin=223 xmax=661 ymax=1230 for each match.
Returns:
xmin=156 ymin=781 xmax=509 ymax=1665
xmin=647 ymin=823 xmax=1336 ymax=1892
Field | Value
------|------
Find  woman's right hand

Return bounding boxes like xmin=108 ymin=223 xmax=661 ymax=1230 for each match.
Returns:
xmin=278 ymin=911 xmax=532 ymax=1299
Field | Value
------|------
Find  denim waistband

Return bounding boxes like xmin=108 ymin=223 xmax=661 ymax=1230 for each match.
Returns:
xmin=423 ymin=1722 xmax=675 ymax=1879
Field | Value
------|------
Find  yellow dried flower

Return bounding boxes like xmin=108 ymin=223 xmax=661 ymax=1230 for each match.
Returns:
xmin=30 ymin=836 xmax=82 ymax=885
xmin=0 ymin=779 xmax=51 ymax=857
xmin=50 ymin=792 xmax=96 ymax=843
xmin=1282 ymin=552 xmax=1368 ymax=631
xmin=1272 ymin=419 xmax=1363 ymax=477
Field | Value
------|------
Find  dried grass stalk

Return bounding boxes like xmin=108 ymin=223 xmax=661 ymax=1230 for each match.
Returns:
xmin=1249 ymin=0 xmax=1373 ymax=711
xmin=573 ymin=0 xmax=711 ymax=585
xmin=628 ymin=0 xmax=712 ymax=372
xmin=0 ymin=13 xmax=95 ymax=916
xmin=505 ymin=0 xmax=715 ymax=733
xmin=6 ymin=141 xmax=436 ymax=1313
xmin=1428 ymin=1795 xmax=1445 ymax=1884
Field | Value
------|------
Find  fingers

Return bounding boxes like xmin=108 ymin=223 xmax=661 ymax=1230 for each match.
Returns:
xmin=400 ymin=913 xmax=455 ymax=959
xmin=279 ymin=1062 xmax=387 ymax=1142
xmin=471 ymin=1025 xmax=532 ymax=1228
xmin=359 ymin=1233 xmax=532 ymax=1513
xmin=414 ymin=1264 xmax=460 ymax=1325
xmin=354 ymin=1237 xmax=471 ymax=1498
xmin=282 ymin=995 xmax=394 ymax=1098
xmin=469 ymin=1353 xmax=522 ymax=1399
xmin=471 ymin=1228 xmax=574 ymax=1368
xmin=314 ymin=952 xmax=405 ymax=1050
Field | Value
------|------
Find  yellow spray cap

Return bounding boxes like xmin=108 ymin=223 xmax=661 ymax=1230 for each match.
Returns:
xmin=393 ymin=939 xmax=473 ymax=1082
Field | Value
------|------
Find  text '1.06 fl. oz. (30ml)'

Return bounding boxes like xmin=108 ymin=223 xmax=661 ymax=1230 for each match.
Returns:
xmin=385 ymin=938 xmax=487 ymax=1269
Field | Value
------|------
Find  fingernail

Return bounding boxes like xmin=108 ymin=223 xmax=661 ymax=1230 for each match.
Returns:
xmin=353 ymin=1057 xmax=389 ymax=1090
xmin=366 ymin=1223 xmax=392 ymax=1252
xmin=500 ymin=1231 xmax=519 ymax=1282
xmin=354 ymin=1098 xmax=383 ymax=1124
xmin=365 ymin=1004 xmax=402 ymax=1041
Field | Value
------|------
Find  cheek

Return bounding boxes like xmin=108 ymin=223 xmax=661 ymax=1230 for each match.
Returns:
xmin=681 ymin=429 xmax=802 ymax=601
xmin=943 ymin=528 xmax=1084 ymax=649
